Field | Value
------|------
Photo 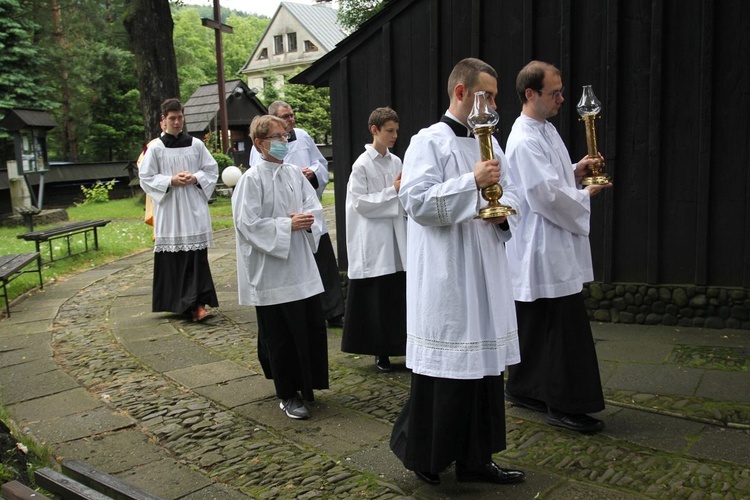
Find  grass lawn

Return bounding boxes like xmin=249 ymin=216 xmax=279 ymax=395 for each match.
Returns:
xmin=1 ymin=188 xmax=335 ymax=311
xmin=0 ymin=196 xmax=235 ymax=310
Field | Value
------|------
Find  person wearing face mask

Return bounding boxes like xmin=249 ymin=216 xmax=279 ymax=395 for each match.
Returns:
xmin=250 ymin=102 xmax=346 ymax=330
xmin=232 ymin=115 xmax=329 ymax=420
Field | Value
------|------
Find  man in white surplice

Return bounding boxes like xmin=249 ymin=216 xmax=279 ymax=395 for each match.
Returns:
xmin=389 ymin=58 xmax=525 ymax=487
xmin=139 ymin=98 xmax=219 ymax=322
xmin=504 ymin=60 xmax=612 ymax=434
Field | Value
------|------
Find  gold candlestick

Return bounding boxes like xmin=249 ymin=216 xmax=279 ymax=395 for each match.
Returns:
xmin=468 ymin=91 xmax=516 ymax=219
xmin=577 ymin=85 xmax=611 ymax=186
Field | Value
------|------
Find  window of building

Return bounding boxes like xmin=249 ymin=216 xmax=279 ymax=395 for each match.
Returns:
xmin=288 ymin=33 xmax=297 ymax=52
xmin=304 ymin=40 xmax=318 ymax=52
xmin=274 ymin=35 xmax=284 ymax=54
xmin=257 ymin=48 xmax=268 ymax=60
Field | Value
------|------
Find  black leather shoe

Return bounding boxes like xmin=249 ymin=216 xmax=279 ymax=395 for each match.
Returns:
xmin=375 ymin=356 xmax=392 ymax=372
xmin=414 ymin=470 xmax=440 ymax=485
xmin=505 ymin=391 xmax=547 ymax=412
xmin=327 ymin=315 xmax=344 ymax=328
xmin=456 ymin=462 xmax=525 ymax=484
xmin=546 ymin=410 xmax=604 ymax=433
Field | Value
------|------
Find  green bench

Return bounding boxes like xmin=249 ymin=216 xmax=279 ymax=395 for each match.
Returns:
xmin=17 ymin=219 xmax=111 ymax=262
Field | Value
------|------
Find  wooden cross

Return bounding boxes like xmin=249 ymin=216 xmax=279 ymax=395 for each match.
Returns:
xmin=202 ymin=0 xmax=234 ymax=154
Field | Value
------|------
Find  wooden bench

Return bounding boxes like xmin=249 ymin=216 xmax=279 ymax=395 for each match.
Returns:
xmin=1 ymin=480 xmax=48 ymax=499
xmin=0 ymin=252 xmax=43 ymax=318
xmin=17 ymin=220 xmax=111 ymax=262
xmin=33 ymin=459 xmax=163 ymax=500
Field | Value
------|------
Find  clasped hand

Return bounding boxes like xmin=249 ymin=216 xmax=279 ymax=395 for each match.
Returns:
xmin=291 ymin=212 xmax=315 ymax=231
xmin=171 ymin=171 xmax=196 ymax=186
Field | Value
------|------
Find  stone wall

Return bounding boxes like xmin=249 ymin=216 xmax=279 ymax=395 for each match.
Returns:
xmin=583 ymin=283 xmax=750 ymax=330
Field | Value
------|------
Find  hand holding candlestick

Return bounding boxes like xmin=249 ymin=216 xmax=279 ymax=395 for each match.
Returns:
xmin=577 ymin=85 xmax=611 ymax=186
xmin=468 ymin=91 xmax=517 ymax=219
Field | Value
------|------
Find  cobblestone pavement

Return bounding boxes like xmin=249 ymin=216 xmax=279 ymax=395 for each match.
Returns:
xmin=2 ymin=214 xmax=750 ymax=499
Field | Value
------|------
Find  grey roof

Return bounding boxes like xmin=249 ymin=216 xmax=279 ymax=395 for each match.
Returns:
xmin=282 ymin=2 xmax=346 ymax=51
xmin=183 ymin=80 xmax=244 ymax=132
xmin=0 ymin=108 xmax=58 ymax=131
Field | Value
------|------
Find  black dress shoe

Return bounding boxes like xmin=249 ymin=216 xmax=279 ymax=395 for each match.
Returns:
xmin=546 ymin=410 xmax=604 ymax=433
xmin=375 ymin=356 xmax=392 ymax=372
xmin=327 ymin=315 xmax=344 ymax=328
xmin=456 ymin=462 xmax=525 ymax=484
xmin=414 ymin=470 xmax=440 ymax=485
xmin=505 ymin=391 xmax=547 ymax=412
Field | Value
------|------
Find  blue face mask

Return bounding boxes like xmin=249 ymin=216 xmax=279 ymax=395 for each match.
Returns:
xmin=267 ymin=141 xmax=289 ymax=160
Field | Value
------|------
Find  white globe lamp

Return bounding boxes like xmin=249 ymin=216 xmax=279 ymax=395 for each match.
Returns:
xmin=221 ymin=166 xmax=242 ymax=187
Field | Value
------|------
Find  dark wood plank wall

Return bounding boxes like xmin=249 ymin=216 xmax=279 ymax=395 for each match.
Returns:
xmin=324 ymin=0 xmax=749 ymax=288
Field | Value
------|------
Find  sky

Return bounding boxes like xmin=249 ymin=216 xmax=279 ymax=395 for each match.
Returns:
xmin=181 ymin=0 xmax=324 ymax=18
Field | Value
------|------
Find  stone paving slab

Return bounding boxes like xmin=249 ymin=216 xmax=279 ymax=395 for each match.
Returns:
xmin=594 ymin=336 xmax=674 ymax=364
xmin=8 ymin=388 xmax=104 ymax=424
xmin=192 ymin=376 xmax=273 ymax=408
xmin=0 ymin=331 xmax=50 ymax=351
xmin=53 ymin=429 xmax=166 ymax=473
xmin=25 ymin=406 xmax=135 ymax=444
xmin=603 ymin=363 xmax=703 ymax=396
xmin=138 ymin=346 xmax=224 ymax=372
xmin=0 ymin=358 xmax=58 ymax=386
xmin=688 ymin=425 xmax=750 ymax=467
xmin=604 ymin=407 xmax=705 ymax=453
xmin=165 ymin=360 xmax=257 ymax=389
xmin=695 ymin=370 xmax=750 ymax=402
xmin=0 ymin=343 xmax=52 ymax=366
xmin=115 ymin=322 xmax=180 ymax=342
xmin=1 ymin=368 xmax=80 ymax=405
xmin=125 ymin=334 xmax=206 ymax=357
xmin=0 ymin=319 xmax=52 ymax=335
xmin=115 ymin=458 xmax=213 ymax=500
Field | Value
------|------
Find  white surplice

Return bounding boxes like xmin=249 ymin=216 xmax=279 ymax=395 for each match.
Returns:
xmin=345 ymin=145 xmax=406 ymax=279
xmin=398 ymin=119 xmax=521 ymax=380
xmin=139 ymin=136 xmax=218 ymax=252
xmin=232 ymin=159 xmax=325 ymax=306
xmin=504 ymin=114 xmax=594 ymax=302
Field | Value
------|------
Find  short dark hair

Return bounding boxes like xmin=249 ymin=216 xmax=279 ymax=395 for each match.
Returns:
xmin=368 ymin=107 xmax=399 ymax=131
xmin=161 ymin=98 xmax=183 ymax=115
xmin=515 ymin=61 xmax=562 ymax=103
xmin=447 ymin=58 xmax=498 ymax=100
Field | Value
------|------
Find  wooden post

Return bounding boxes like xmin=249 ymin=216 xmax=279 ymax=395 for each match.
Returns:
xmin=201 ymin=0 xmax=233 ymax=153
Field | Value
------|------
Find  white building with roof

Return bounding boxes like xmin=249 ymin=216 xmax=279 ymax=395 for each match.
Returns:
xmin=239 ymin=1 xmax=346 ymax=91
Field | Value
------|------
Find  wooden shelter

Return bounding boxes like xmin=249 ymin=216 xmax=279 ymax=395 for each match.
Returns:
xmin=292 ymin=0 xmax=750 ymax=328
xmin=183 ymin=80 xmax=267 ymax=168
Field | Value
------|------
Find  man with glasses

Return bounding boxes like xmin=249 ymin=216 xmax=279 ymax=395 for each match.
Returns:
xmin=504 ymin=61 xmax=612 ymax=433
xmin=250 ymin=101 xmax=346 ymax=329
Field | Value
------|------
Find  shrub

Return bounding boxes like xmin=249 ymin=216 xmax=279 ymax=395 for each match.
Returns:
xmin=79 ymin=179 xmax=116 ymax=204
xmin=211 ymin=152 xmax=234 ymax=178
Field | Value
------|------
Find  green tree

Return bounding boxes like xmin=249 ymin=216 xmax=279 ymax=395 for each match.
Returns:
xmin=285 ymin=83 xmax=331 ymax=144
xmin=336 ymin=0 xmax=389 ymax=31
xmin=0 ymin=0 xmax=54 ymax=124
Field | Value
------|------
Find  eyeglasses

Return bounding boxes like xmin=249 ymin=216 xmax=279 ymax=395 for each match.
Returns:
xmin=263 ymin=132 xmax=291 ymax=141
xmin=278 ymin=113 xmax=295 ymax=120
xmin=535 ymin=86 xmax=565 ymax=99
